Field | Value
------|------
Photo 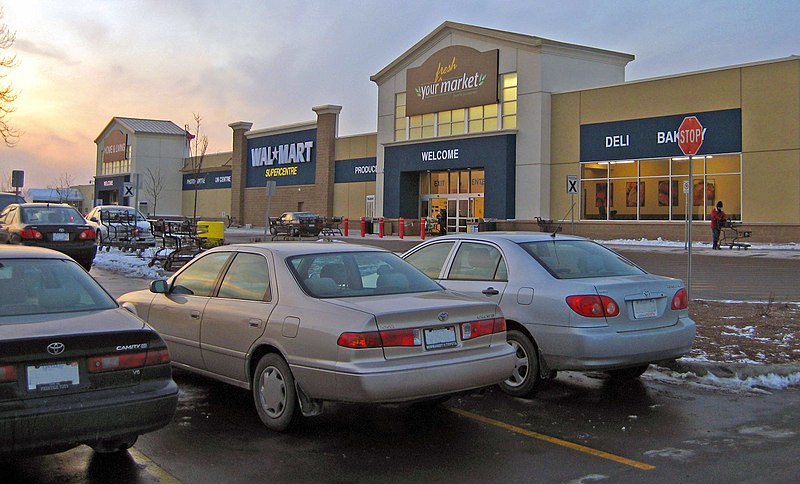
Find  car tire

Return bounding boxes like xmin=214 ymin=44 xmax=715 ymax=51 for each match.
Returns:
xmin=606 ymin=365 xmax=649 ymax=380
xmin=91 ymin=434 xmax=138 ymax=453
xmin=252 ymin=353 xmax=300 ymax=432
xmin=499 ymin=330 xmax=544 ymax=398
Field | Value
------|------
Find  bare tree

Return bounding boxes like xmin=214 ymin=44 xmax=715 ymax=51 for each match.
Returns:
xmin=142 ymin=166 xmax=166 ymax=216
xmin=0 ymin=170 xmax=10 ymax=192
xmin=187 ymin=112 xmax=208 ymax=221
xmin=0 ymin=8 xmax=19 ymax=147
xmin=49 ymin=172 xmax=75 ymax=204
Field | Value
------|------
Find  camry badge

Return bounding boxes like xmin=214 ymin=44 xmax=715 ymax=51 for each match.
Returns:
xmin=438 ymin=312 xmax=449 ymax=322
xmin=47 ymin=342 xmax=65 ymax=355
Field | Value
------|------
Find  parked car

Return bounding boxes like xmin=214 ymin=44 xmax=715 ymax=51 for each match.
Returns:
xmin=0 ymin=192 xmax=25 ymax=211
xmin=402 ymin=232 xmax=696 ymax=397
xmin=117 ymin=242 xmax=514 ymax=431
xmin=0 ymin=203 xmax=97 ymax=271
xmin=0 ymin=245 xmax=178 ymax=457
xmin=269 ymin=211 xmax=322 ymax=237
xmin=85 ymin=205 xmax=156 ymax=249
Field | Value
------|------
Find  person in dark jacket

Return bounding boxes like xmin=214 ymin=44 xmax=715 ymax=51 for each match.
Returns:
xmin=710 ymin=201 xmax=727 ymax=249
xmin=437 ymin=209 xmax=447 ymax=236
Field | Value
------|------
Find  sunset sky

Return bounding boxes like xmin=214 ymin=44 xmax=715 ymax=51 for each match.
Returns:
xmin=0 ymin=0 xmax=797 ymax=189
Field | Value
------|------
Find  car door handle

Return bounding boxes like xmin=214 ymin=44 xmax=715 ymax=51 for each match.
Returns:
xmin=190 ymin=310 xmax=201 ymax=319
xmin=482 ymin=287 xmax=500 ymax=296
xmin=249 ymin=318 xmax=263 ymax=328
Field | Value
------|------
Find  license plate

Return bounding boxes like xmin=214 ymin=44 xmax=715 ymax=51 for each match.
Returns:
xmin=27 ymin=361 xmax=80 ymax=391
xmin=633 ymin=298 xmax=658 ymax=319
xmin=52 ymin=233 xmax=69 ymax=241
xmin=424 ymin=326 xmax=457 ymax=350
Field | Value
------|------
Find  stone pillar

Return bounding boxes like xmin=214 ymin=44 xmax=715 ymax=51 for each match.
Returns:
xmin=228 ymin=121 xmax=253 ymax=224
xmin=312 ymin=105 xmax=341 ymax=218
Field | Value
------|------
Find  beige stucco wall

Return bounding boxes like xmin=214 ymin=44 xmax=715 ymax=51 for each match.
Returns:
xmin=333 ymin=134 xmax=377 ymax=220
xmin=550 ymin=58 xmax=800 ymax=242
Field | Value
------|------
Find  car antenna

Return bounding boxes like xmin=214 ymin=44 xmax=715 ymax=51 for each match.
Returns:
xmin=551 ymin=200 xmax=576 ymax=238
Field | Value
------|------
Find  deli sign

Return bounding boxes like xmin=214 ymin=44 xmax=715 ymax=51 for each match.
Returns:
xmin=103 ymin=130 xmax=127 ymax=163
xmin=406 ymin=46 xmax=498 ymax=116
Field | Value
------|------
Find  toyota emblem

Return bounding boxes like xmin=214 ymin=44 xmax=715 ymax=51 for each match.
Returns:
xmin=437 ymin=312 xmax=449 ymax=322
xmin=47 ymin=342 xmax=65 ymax=355
xmin=642 ymin=290 xmax=651 ymax=298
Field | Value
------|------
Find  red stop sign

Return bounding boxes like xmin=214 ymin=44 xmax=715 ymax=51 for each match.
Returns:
xmin=678 ymin=116 xmax=704 ymax=156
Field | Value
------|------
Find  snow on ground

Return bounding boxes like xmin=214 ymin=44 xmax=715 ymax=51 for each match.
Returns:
xmin=92 ymin=241 xmax=799 ymax=393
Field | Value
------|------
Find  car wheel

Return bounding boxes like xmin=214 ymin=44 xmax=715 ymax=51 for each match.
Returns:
xmin=606 ymin=365 xmax=649 ymax=380
xmin=91 ymin=434 xmax=138 ymax=453
xmin=499 ymin=330 xmax=543 ymax=398
xmin=252 ymin=353 xmax=300 ymax=432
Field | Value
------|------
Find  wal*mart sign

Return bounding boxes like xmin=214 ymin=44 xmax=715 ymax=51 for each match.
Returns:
xmin=677 ymin=116 xmax=704 ymax=156
xmin=246 ymin=128 xmax=317 ymax=187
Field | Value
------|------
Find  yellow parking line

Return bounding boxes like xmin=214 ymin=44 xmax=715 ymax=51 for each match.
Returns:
xmin=448 ymin=407 xmax=655 ymax=471
xmin=129 ymin=447 xmax=183 ymax=483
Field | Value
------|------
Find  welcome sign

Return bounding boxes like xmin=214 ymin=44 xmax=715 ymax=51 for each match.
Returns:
xmin=406 ymin=46 xmax=498 ymax=116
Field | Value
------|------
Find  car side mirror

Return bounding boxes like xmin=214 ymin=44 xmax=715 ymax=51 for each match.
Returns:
xmin=150 ymin=279 xmax=169 ymax=294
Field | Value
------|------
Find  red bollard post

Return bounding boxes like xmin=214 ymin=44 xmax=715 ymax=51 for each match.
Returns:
xmin=379 ymin=217 xmax=384 ymax=238
xmin=420 ymin=217 xmax=426 ymax=240
xmin=343 ymin=218 xmax=349 ymax=236
xmin=399 ymin=217 xmax=405 ymax=239
xmin=360 ymin=217 xmax=366 ymax=237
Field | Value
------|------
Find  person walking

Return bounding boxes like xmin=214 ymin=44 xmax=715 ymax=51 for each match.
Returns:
xmin=710 ymin=201 xmax=726 ymax=250
xmin=437 ymin=208 xmax=447 ymax=236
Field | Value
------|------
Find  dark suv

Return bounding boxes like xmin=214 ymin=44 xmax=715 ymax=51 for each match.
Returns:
xmin=269 ymin=211 xmax=322 ymax=237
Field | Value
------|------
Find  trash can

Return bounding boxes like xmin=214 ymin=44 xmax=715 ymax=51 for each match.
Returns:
xmin=197 ymin=221 xmax=225 ymax=248
xmin=478 ymin=219 xmax=496 ymax=231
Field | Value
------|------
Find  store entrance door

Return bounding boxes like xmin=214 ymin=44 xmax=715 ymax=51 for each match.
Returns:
xmin=422 ymin=195 xmax=483 ymax=233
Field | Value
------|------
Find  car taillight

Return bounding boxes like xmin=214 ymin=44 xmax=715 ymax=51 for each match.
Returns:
xmin=566 ymin=295 xmax=620 ymax=318
xmin=78 ymin=229 xmax=96 ymax=240
xmin=131 ymin=228 xmax=140 ymax=236
xmin=0 ymin=365 xmax=17 ymax=382
xmin=20 ymin=228 xmax=43 ymax=239
xmin=461 ymin=317 xmax=506 ymax=340
xmin=88 ymin=347 xmax=171 ymax=373
xmin=337 ymin=328 xmax=421 ymax=348
xmin=671 ymin=288 xmax=689 ymax=310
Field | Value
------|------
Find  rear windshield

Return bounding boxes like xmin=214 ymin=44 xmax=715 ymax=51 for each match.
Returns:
xmin=519 ymin=240 xmax=645 ymax=279
xmin=0 ymin=258 xmax=117 ymax=318
xmin=288 ymin=251 xmax=441 ymax=298
xmin=21 ymin=206 xmax=84 ymax=224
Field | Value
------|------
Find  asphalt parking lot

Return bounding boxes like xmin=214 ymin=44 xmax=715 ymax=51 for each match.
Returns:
xmin=3 ymin=237 xmax=798 ymax=483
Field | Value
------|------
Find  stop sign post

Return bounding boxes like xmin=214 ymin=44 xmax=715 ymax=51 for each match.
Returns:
xmin=678 ymin=115 xmax=704 ymax=301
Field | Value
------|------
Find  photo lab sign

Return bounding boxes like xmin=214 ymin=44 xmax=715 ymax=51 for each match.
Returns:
xmin=406 ymin=45 xmax=499 ymax=116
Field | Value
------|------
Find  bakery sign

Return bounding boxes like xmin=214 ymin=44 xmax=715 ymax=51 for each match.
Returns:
xmin=406 ymin=46 xmax=498 ymax=116
xmin=103 ymin=130 xmax=128 ymax=163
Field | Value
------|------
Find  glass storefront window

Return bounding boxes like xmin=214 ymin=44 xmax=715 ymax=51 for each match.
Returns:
xmin=449 ymin=171 xmax=459 ymax=194
xmin=470 ymin=170 xmax=485 ymax=193
xmin=395 ymin=93 xmax=407 ymax=141
xmin=580 ymin=155 xmax=741 ymax=222
xmin=431 ymin=172 xmax=448 ymax=194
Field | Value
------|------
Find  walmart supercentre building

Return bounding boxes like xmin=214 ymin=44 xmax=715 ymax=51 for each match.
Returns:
xmin=94 ymin=22 xmax=800 ymax=243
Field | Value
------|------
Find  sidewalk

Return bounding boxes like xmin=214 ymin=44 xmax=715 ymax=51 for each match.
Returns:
xmin=225 ymin=226 xmax=800 ymax=259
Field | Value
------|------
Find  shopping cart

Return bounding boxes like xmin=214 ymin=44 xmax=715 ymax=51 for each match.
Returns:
xmin=719 ymin=220 xmax=752 ymax=250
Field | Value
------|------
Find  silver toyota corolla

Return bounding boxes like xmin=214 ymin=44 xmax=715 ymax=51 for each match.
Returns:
xmin=403 ymin=232 xmax=696 ymax=397
xmin=118 ymin=242 xmax=514 ymax=431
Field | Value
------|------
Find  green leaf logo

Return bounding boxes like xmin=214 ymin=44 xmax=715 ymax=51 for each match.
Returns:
xmin=415 ymin=86 xmax=422 ymax=98
xmin=479 ymin=74 xmax=486 ymax=86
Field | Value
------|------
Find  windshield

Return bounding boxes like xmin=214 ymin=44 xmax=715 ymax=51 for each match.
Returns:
xmin=519 ymin=240 xmax=646 ymax=279
xmin=21 ymin=206 xmax=84 ymax=224
xmin=0 ymin=258 xmax=118 ymax=317
xmin=289 ymin=251 xmax=442 ymax=298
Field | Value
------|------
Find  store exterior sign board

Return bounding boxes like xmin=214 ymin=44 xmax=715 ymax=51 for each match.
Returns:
xmin=246 ymin=128 xmax=317 ymax=187
xmin=579 ymin=109 xmax=740 ymax=162
xmin=406 ymin=46 xmax=498 ymax=116
xmin=103 ymin=130 xmax=128 ymax=163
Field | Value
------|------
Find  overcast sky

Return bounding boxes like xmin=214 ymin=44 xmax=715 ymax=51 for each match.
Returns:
xmin=1 ymin=0 xmax=798 ymax=189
